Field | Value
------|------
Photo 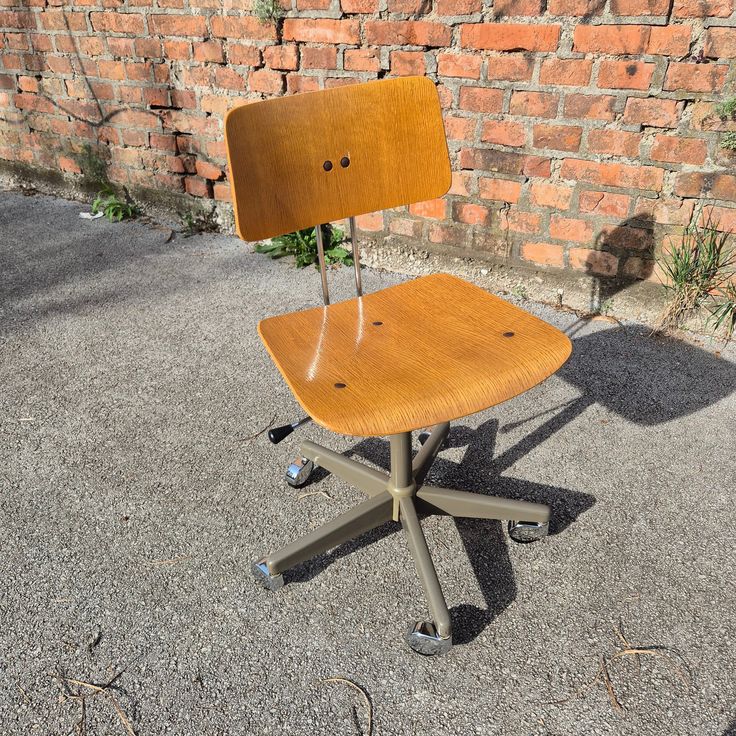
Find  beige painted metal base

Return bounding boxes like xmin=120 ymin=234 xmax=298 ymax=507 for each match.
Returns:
xmin=256 ymin=422 xmax=550 ymax=654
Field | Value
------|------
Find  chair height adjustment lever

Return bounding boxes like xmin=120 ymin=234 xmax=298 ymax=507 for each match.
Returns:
xmin=268 ymin=416 xmax=312 ymax=444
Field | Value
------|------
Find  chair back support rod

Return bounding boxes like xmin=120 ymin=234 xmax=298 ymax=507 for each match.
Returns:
xmin=314 ymin=224 xmax=330 ymax=306
xmin=349 ymin=216 xmax=363 ymax=297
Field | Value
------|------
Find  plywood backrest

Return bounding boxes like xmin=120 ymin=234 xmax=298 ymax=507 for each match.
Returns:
xmin=224 ymin=76 xmax=451 ymax=242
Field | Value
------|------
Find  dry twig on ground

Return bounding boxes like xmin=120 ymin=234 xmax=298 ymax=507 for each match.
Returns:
xmin=320 ymin=677 xmax=373 ymax=736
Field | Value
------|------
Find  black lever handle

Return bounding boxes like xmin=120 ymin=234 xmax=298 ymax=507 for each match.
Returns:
xmin=268 ymin=416 xmax=312 ymax=444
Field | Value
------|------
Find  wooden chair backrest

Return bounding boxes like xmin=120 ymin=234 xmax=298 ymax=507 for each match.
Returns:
xmin=224 ymin=76 xmax=451 ymax=242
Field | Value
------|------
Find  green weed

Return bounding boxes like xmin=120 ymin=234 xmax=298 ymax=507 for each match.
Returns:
xmin=91 ymin=185 xmax=139 ymax=222
xmin=255 ymin=225 xmax=353 ymax=269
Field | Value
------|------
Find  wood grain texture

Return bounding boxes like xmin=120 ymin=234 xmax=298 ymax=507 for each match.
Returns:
xmin=258 ymin=274 xmax=572 ymax=437
xmin=224 ymin=76 xmax=451 ymax=241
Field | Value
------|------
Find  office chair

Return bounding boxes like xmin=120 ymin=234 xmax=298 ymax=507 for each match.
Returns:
xmin=225 ymin=77 xmax=572 ymax=655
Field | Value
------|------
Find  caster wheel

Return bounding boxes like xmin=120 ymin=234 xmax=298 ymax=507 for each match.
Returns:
xmin=405 ymin=621 xmax=452 ymax=656
xmin=285 ymin=457 xmax=314 ymax=488
xmin=252 ymin=558 xmax=284 ymax=591
xmin=507 ymin=520 xmax=549 ymax=544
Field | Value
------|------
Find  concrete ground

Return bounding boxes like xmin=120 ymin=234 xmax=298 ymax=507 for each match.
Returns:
xmin=1 ymin=190 xmax=735 ymax=736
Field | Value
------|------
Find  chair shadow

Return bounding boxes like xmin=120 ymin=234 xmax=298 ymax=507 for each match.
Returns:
xmin=285 ymin=320 xmax=736 ymax=646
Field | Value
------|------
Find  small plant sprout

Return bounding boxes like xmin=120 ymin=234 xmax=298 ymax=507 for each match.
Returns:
xmin=708 ymin=281 xmax=736 ymax=340
xmin=720 ymin=132 xmax=736 ymax=151
xmin=714 ymin=97 xmax=736 ymax=120
xmin=656 ymin=206 xmax=735 ymax=332
xmin=91 ymin=185 xmax=139 ymax=222
xmin=252 ymin=0 xmax=284 ymax=23
xmin=180 ymin=205 xmax=220 ymax=237
xmin=255 ymin=225 xmax=353 ymax=269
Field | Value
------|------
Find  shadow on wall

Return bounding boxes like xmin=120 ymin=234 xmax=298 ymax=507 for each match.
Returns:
xmin=583 ymin=214 xmax=657 ymax=315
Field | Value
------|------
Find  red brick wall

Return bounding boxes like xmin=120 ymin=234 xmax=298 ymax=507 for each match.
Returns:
xmin=1 ymin=2 xmax=735 ymax=283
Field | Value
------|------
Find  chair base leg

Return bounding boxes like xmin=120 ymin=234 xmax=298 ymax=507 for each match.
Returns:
xmin=255 ymin=425 xmax=550 ymax=654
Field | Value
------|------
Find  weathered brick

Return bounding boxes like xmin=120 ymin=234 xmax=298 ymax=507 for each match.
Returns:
xmin=533 ymin=124 xmax=582 ymax=151
xmin=409 ymin=198 xmax=447 ymax=219
xmin=479 ymin=177 xmax=522 ymax=203
xmin=505 ymin=210 xmax=541 ymax=234
xmin=702 ymin=205 xmax=736 ymax=232
xmin=561 ymin=158 xmax=664 ymax=191
xmin=486 ymin=55 xmax=534 ymax=81
xmin=456 ymin=202 xmax=492 ymax=226
xmin=530 ymin=182 xmax=573 ymax=210
xmin=611 ymin=0 xmax=670 ymax=13
xmin=301 ymin=47 xmax=337 ymax=70
xmin=460 ymin=23 xmax=561 ymax=52
xmin=341 ymin=0 xmax=380 ymax=11
xmin=494 ymin=0 xmax=544 ymax=14
xmin=135 ymin=38 xmax=163 ymax=58
xmin=623 ymin=97 xmax=680 ymax=128
xmin=213 ymin=16 xmax=278 ymax=40
xmin=461 ymin=148 xmax=551 ymax=177
xmin=548 ymin=0 xmax=603 ymax=14
xmin=569 ymin=248 xmax=619 ymax=276
xmin=185 ymin=176 xmax=210 ymax=197
xmin=597 ymin=224 xmax=654 ymax=251
xmin=664 ymin=63 xmax=728 ymax=93
xmin=286 ymin=74 xmax=320 ymax=94
xmin=574 ymin=25 xmax=649 ymax=54
xmin=150 ymin=15 xmax=207 ymax=37
xmin=647 ymin=26 xmax=691 ymax=55
xmin=214 ymin=66 xmax=245 ymax=90
xmin=264 ymin=44 xmax=299 ymax=71
xmin=366 ymin=21 xmax=451 ymax=47
xmin=390 ymin=51 xmax=426 ymax=76
xmin=633 ymin=197 xmax=695 ymax=225
xmin=650 ymin=135 xmax=707 ymax=165
xmin=598 ymin=60 xmax=655 ymax=90
xmin=587 ymin=129 xmax=641 ymax=158
xmin=195 ymin=159 xmax=223 ymax=180
xmin=622 ymin=256 xmax=655 ymax=280
xmin=390 ymin=218 xmax=424 ymax=238
xmin=193 ymin=41 xmax=225 ymax=64
xmin=164 ymin=40 xmax=191 ymax=60
xmin=704 ymin=28 xmax=736 ymax=58
xmin=674 ymin=0 xmax=732 ymax=16
xmin=564 ymin=94 xmax=617 ymax=121
xmin=522 ymin=242 xmax=565 ymax=267
xmin=249 ymin=68 xmax=284 ymax=94
xmin=579 ymin=190 xmax=632 ymax=218
xmin=510 ymin=91 xmax=558 ymax=118
xmin=90 ymin=12 xmax=145 ymax=34
xmin=438 ymin=53 xmax=481 ymax=79
xmin=228 ymin=44 xmax=262 ymax=66
xmin=550 ymin=215 xmax=594 ymax=243
xmin=40 ymin=11 xmax=87 ymax=32
xmin=481 ymin=120 xmax=525 ymax=147
xmin=539 ymin=58 xmax=592 ymax=86
xmin=458 ymin=86 xmax=503 ymax=113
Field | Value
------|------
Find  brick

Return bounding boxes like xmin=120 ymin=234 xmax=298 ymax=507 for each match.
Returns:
xmin=344 ymin=48 xmax=381 ymax=72
xmin=264 ymin=44 xmax=299 ymax=71
xmin=301 ymin=47 xmax=337 ymax=70
xmin=569 ymin=248 xmax=619 ymax=276
xmin=458 ymin=86 xmax=503 ymax=113
xmin=702 ymin=205 xmax=736 ymax=233
xmin=550 ymin=215 xmax=594 ymax=243
xmin=456 ymin=202 xmax=491 ymax=226
xmin=389 ymin=51 xmax=426 ymax=76
xmin=673 ymin=171 xmax=705 ymax=197
xmin=564 ymin=94 xmax=617 ymax=121
xmin=598 ymin=224 xmax=654 ymax=251
xmin=598 ymin=60 xmax=655 ymax=90
xmin=59 ymin=155 xmax=82 ymax=174
xmin=429 ymin=222 xmax=469 ymax=246
xmin=341 ymin=0 xmax=380 ymax=10
xmin=40 ymin=11 xmax=87 ymax=32
xmin=228 ymin=44 xmax=261 ymax=66
xmin=195 ymin=159 xmax=223 ymax=180
xmin=126 ymin=61 xmax=152 ymax=81
xmin=479 ymin=177 xmax=522 ymax=203
xmin=285 ymin=19 xmax=359 ymax=44
xmin=194 ymin=41 xmax=224 ymax=63
xmin=98 ymin=60 xmax=126 ymax=80
xmin=213 ymin=182 xmax=232 ymax=202
xmin=648 ymin=26 xmax=691 ymax=55
xmin=587 ymin=129 xmax=641 ymax=158
xmin=249 ymin=68 xmax=284 ymax=94
xmin=436 ymin=0 xmax=482 ymax=12
xmin=709 ymin=175 xmax=736 ymax=202
xmin=496 ymin=0 xmax=546 ymax=12
xmin=287 ymin=74 xmax=320 ymax=94
xmin=438 ymin=53 xmax=481 ymax=79
xmin=622 ymin=256 xmax=655 ymax=280
xmin=573 ymin=24 xmax=649 ymax=54
xmin=623 ymin=97 xmax=679 ymax=128
xmin=530 ymin=182 xmax=572 ymax=210
xmin=90 ymin=12 xmax=144 ymax=34
xmin=649 ymin=135 xmax=707 ymax=165
xmin=704 ymin=28 xmax=736 ymax=58
xmin=539 ymin=58 xmax=592 ymax=87
xmin=505 ymin=210 xmax=541 ymax=234
xmin=135 ymin=38 xmax=163 ymax=58
xmin=561 ymin=158 xmax=664 ymax=191
xmin=510 ymin=91 xmax=558 ymax=118
xmin=298 ymin=0 xmax=330 ymax=8
xmin=185 ymin=176 xmax=210 ymax=197
xmin=213 ymin=16 xmax=278 ymax=41
xmin=633 ymin=197 xmax=695 ymax=225
xmin=461 ymin=148 xmax=551 ymax=177
xmin=481 ymin=120 xmax=525 ymax=147
xmin=533 ymin=124 xmax=582 ymax=152
xmin=365 ymin=21 xmax=451 ymax=47
xmin=486 ymin=55 xmax=534 ymax=81
xmin=150 ymin=14 xmax=207 ymax=36
xmin=444 ymin=115 xmax=475 ymax=140
xmin=461 ymin=23 xmax=560 ymax=51
xmin=0 ymin=12 xmax=35 ymax=30
xmin=548 ymin=0 xmax=603 ymax=14
xmin=356 ymin=212 xmax=385 ymax=231
xmin=389 ymin=0 xmax=429 ymax=11
xmin=164 ymin=40 xmax=191 ymax=60
xmin=390 ymin=218 xmax=424 ymax=238
xmin=409 ymin=198 xmax=447 ymax=219
xmin=522 ymin=242 xmax=564 ymax=267
xmin=579 ymin=190 xmax=632 ymax=218
xmin=674 ymin=0 xmax=732 ymax=15
xmin=612 ymin=0 xmax=670 ymax=11
xmin=664 ymin=63 xmax=728 ymax=93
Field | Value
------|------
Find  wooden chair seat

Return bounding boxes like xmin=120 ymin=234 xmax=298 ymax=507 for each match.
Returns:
xmin=259 ymin=273 xmax=572 ymax=437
